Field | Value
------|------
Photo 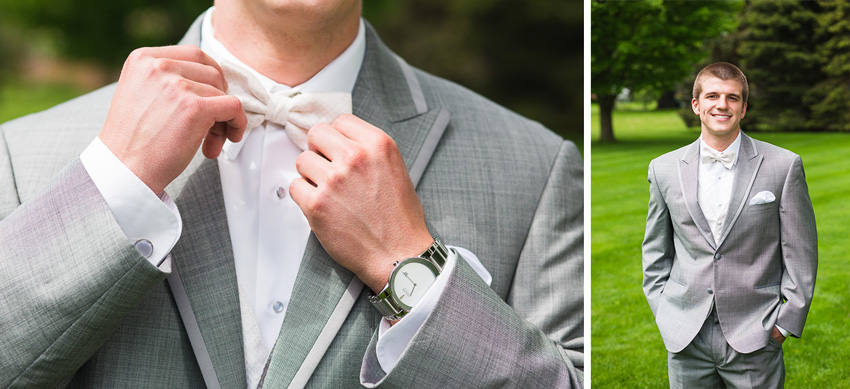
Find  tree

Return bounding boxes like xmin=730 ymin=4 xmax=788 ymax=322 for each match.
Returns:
xmin=364 ymin=1 xmax=583 ymax=141
xmin=737 ymin=0 xmax=849 ymax=132
xmin=0 ymin=0 xmax=211 ymax=70
xmin=591 ymin=0 xmax=740 ymax=142
xmin=805 ymin=0 xmax=850 ymax=132
xmin=737 ymin=0 xmax=824 ymax=132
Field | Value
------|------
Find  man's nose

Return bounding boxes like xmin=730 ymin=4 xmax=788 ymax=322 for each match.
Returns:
xmin=717 ymin=97 xmax=728 ymax=109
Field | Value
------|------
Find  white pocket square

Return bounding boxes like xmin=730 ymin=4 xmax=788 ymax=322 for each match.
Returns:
xmin=749 ymin=191 xmax=776 ymax=205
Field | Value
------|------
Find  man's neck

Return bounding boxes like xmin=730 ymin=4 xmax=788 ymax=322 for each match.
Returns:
xmin=701 ymin=128 xmax=740 ymax=151
xmin=212 ymin=1 xmax=361 ymax=87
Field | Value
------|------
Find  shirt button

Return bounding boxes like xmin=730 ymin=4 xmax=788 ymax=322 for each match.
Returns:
xmin=707 ymin=288 xmax=714 ymax=294
xmin=273 ymin=301 xmax=285 ymax=313
xmin=276 ymin=187 xmax=287 ymax=199
xmin=134 ymin=239 xmax=153 ymax=258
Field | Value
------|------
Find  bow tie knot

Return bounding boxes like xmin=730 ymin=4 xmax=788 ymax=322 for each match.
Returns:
xmin=701 ymin=145 xmax=735 ymax=169
xmin=221 ymin=61 xmax=352 ymax=155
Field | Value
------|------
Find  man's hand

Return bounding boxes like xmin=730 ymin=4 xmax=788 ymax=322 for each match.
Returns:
xmin=290 ymin=114 xmax=433 ymax=293
xmin=99 ymin=45 xmax=248 ymax=194
xmin=771 ymin=326 xmax=786 ymax=344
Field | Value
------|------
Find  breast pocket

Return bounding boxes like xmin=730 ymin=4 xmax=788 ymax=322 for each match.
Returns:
xmin=747 ymin=202 xmax=776 ymax=213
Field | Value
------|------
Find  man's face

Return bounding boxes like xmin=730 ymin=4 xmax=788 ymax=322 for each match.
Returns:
xmin=691 ymin=77 xmax=747 ymax=140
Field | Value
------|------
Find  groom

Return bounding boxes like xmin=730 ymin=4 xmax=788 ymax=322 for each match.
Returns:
xmin=642 ymin=62 xmax=817 ymax=388
xmin=0 ymin=0 xmax=583 ymax=387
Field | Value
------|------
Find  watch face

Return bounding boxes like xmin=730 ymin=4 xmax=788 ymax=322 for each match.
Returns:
xmin=390 ymin=257 xmax=438 ymax=311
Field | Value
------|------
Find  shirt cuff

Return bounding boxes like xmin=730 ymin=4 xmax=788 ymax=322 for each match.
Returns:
xmin=375 ymin=245 xmax=491 ymax=373
xmin=80 ymin=137 xmax=181 ymax=269
xmin=776 ymin=324 xmax=790 ymax=338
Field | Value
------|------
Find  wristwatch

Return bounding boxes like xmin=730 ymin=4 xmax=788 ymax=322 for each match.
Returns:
xmin=368 ymin=238 xmax=449 ymax=321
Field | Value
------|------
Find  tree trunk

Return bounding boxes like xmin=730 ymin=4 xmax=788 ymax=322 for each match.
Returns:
xmin=656 ymin=90 xmax=679 ymax=109
xmin=598 ymin=94 xmax=616 ymax=142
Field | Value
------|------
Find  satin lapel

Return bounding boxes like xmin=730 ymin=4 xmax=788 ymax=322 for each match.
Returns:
xmin=677 ymin=140 xmax=716 ymax=250
xmin=166 ymin=154 xmax=246 ymax=388
xmin=717 ymin=133 xmax=763 ymax=247
xmin=261 ymin=23 xmax=449 ymax=388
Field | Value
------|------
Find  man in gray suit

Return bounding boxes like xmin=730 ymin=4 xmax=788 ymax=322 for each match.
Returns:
xmin=0 ymin=1 xmax=583 ymax=388
xmin=642 ymin=62 xmax=817 ymax=388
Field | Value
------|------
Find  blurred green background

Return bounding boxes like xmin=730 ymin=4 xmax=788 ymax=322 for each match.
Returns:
xmin=0 ymin=0 xmax=583 ymax=145
xmin=591 ymin=0 xmax=849 ymax=387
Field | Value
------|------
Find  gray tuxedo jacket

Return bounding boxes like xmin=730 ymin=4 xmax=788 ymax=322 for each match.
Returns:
xmin=0 ymin=15 xmax=583 ymax=388
xmin=642 ymin=132 xmax=817 ymax=354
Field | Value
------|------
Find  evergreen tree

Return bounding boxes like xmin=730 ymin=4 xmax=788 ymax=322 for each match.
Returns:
xmin=737 ymin=0 xmax=824 ymax=132
xmin=804 ymin=0 xmax=850 ymax=132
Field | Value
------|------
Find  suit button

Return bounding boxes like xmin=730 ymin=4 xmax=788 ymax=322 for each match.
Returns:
xmin=714 ymin=253 xmax=722 ymax=260
xmin=707 ymin=288 xmax=714 ymax=294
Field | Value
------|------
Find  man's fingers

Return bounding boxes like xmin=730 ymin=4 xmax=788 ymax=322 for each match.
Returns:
xmin=205 ymin=95 xmax=247 ymax=129
xmin=289 ymin=177 xmax=315 ymax=211
xmin=171 ymin=78 xmax=226 ymax=99
xmin=131 ymin=45 xmax=227 ymax=89
xmin=295 ymin=150 xmax=333 ymax=186
xmin=307 ymin=123 xmax=355 ymax=161
xmin=331 ymin=114 xmax=385 ymax=143
xmin=151 ymin=57 xmax=227 ymax=91
xmin=202 ymin=123 xmax=227 ymax=159
xmin=199 ymin=95 xmax=247 ymax=146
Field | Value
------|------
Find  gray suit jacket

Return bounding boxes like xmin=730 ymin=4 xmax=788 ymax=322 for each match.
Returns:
xmin=0 ymin=15 xmax=583 ymax=388
xmin=642 ymin=132 xmax=817 ymax=354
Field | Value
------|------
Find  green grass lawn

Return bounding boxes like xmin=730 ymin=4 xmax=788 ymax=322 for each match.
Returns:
xmin=590 ymin=104 xmax=850 ymax=387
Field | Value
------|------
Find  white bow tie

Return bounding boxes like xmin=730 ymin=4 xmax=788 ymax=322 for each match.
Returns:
xmin=700 ymin=145 xmax=735 ymax=169
xmin=220 ymin=61 xmax=352 ymax=159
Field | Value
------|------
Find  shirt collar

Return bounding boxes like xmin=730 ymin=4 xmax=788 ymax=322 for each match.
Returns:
xmin=699 ymin=130 xmax=742 ymax=168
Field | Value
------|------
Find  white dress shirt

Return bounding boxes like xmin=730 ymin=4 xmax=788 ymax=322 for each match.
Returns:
xmin=697 ymin=133 xmax=741 ymax=245
xmin=78 ymin=6 xmax=492 ymax=376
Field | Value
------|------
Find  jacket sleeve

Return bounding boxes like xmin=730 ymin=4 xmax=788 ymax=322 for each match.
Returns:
xmin=775 ymin=155 xmax=817 ymax=337
xmin=0 ymin=158 xmax=168 ymax=388
xmin=360 ymin=140 xmax=584 ymax=388
xmin=642 ymin=160 xmax=675 ymax=316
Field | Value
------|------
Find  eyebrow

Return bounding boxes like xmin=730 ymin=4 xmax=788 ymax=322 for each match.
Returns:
xmin=703 ymin=91 xmax=741 ymax=99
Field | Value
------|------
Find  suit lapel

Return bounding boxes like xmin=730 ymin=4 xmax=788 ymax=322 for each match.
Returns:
xmin=259 ymin=23 xmax=450 ymax=388
xmin=677 ymin=140 xmax=716 ymax=249
xmin=717 ymin=133 xmax=763 ymax=247
xmin=167 ymin=155 xmax=247 ymax=388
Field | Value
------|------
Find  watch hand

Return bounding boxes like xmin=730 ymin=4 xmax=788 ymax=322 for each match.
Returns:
xmin=403 ymin=272 xmax=416 ymax=285
xmin=403 ymin=272 xmax=418 ymax=288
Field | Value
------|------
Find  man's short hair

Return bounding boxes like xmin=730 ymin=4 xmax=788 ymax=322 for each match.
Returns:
xmin=692 ymin=62 xmax=749 ymax=102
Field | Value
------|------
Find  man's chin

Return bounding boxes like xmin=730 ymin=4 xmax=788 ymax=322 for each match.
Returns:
xmin=701 ymin=125 xmax=739 ymax=139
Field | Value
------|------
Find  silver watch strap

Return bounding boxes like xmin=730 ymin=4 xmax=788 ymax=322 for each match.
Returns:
xmin=420 ymin=237 xmax=449 ymax=270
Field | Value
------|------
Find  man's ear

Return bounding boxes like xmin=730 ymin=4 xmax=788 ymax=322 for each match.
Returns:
xmin=741 ymin=102 xmax=747 ymax=119
xmin=691 ymin=98 xmax=700 ymax=115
